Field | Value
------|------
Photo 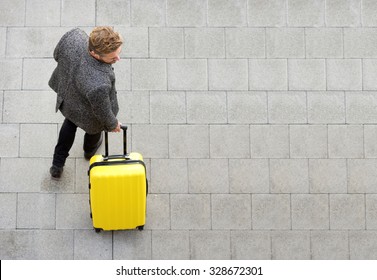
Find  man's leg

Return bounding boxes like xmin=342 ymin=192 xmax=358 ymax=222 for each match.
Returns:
xmin=83 ymin=131 xmax=103 ymax=160
xmin=50 ymin=118 xmax=77 ymax=178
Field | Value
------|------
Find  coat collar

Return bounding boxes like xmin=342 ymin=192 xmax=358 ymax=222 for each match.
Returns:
xmin=84 ymin=48 xmax=113 ymax=74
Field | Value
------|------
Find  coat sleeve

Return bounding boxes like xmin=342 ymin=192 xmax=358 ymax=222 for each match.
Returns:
xmin=86 ymin=85 xmax=118 ymax=132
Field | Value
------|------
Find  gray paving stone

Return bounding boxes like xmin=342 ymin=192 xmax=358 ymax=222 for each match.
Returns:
xmin=247 ymin=0 xmax=286 ymax=27
xmin=171 ymin=194 xmax=211 ymax=229
xmin=0 ymin=0 xmax=25 ymax=26
xmin=289 ymin=125 xmax=328 ymax=158
xmin=231 ymin=230 xmax=271 ymax=259
xmin=0 ymin=124 xmax=19 ymax=157
xmin=288 ymin=0 xmax=325 ymax=27
xmin=249 ymin=59 xmax=287 ymax=90
xmin=346 ymin=91 xmax=377 ymax=123
xmin=150 ymin=28 xmax=184 ymax=58
xmin=307 ymin=91 xmax=345 ymax=124
xmin=0 ymin=193 xmax=17 ymax=229
xmin=366 ymin=195 xmax=377 ymax=229
xmin=364 ymin=125 xmax=377 ymax=158
xmin=75 ymin=158 xmax=90 ymax=194
xmin=349 ymin=231 xmax=377 ymax=259
xmin=185 ymin=28 xmax=225 ymax=58
xmin=362 ymin=0 xmax=377 ymax=26
xmin=226 ymin=28 xmax=265 ymax=58
xmin=20 ymin=124 xmax=57 ymax=157
xmin=0 ymin=158 xmax=75 ymax=193
xmin=328 ymin=125 xmax=364 ymax=158
xmin=166 ymin=0 xmax=207 ymax=27
xmin=0 ymin=230 xmax=74 ymax=260
xmin=113 ymin=60 xmax=131 ymax=90
xmin=25 ymin=0 xmax=60 ymax=26
xmin=270 ymin=159 xmax=309 ymax=193
xmin=169 ymin=125 xmax=209 ymax=158
xmin=116 ymin=91 xmax=149 ymax=124
xmin=190 ymin=230 xmax=231 ymax=259
xmin=150 ymin=91 xmax=186 ymax=124
xmin=209 ymin=59 xmax=248 ymax=90
xmin=0 ymin=59 xmax=22 ymax=89
xmin=3 ymin=91 xmax=62 ymax=123
xmin=250 ymin=125 xmax=289 ymax=158
xmin=97 ymin=0 xmax=130 ymax=26
xmin=17 ymin=193 xmax=55 ymax=229
xmin=131 ymin=0 xmax=165 ymax=26
xmin=228 ymin=91 xmax=267 ymax=124
xmin=168 ymin=59 xmax=207 ymax=90
xmin=56 ymin=194 xmax=92 ymax=229
xmin=212 ymin=194 xmax=251 ymax=229
xmin=0 ymin=28 xmax=5 ymax=57
xmin=311 ymin=231 xmax=349 ymax=260
xmin=6 ymin=27 xmax=70 ymax=58
xmin=74 ymin=230 xmax=112 ymax=260
xmin=61 ymin=0 xmax=95 ymax=26
xmin=327 ymin=59 xmax=362 ymax=90
xmin=344 ymin=28 xmax=377 ymax=58
xmin=152 ymin=230 xmax=190 ymax=259
xmin=305 ymin=28 xmax=343 ymax=58
xmin=268 ymin=91 xmax=307 ymax=123
xmin=271 ymin=231 xmax=310 ymax=259
xmin=363 ymin=59 xmax=377 ymax=90
xmin=210 ymin=125 xmax=250 ymax=158
xmin=348 ymin=159 xmax=377 ymax=193
xmin=132 ymin=125 xmax=168 ymax=158
xmin=188 ymin=159 xmax=229 ymax=193
xmin=23 ymin=59 xmax=56 ymax=90
xmin=252 ymin=194 xmax=291 ymax=229
xmin=266 ymin=28 xmax=305 ymax=58
xmin=187 ymin=91 xmax=227 ymax=124
xmin=330 ymin=194 xmax=365 ymax=229
xmin=289 ymin=59 xmax=326 ymax=90
xmin=151 ymin=159 xmax=188 ymax=193
xmin=291 ymin=194 xmax=329 ymax=229
xmin=116 ymin=28 xmax=148 ymax=58
xmin=208 ymin=0 xmax=247 ymax=27
xmin=113 ymin=230 xmax=151 ymax=259
xmin=229 ymin=159 xmax=269 ymax=193
xmin=309 ymin=159 xmax=347 ymax=193
xmin=326 ymin=0 xmax=360 ymax=27
xmin=145 ymin=194 xmax=170 ymax=230
xmin=0 ymin=91 xmax=3 ymax=122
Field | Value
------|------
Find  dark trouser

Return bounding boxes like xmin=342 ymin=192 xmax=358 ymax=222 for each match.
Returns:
xmin=52 ymin=118 xmax=102 ymax=167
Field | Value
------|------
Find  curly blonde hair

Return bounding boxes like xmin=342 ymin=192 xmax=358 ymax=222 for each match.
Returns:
xmin=89 ymin=26 xmax=123 ymax=56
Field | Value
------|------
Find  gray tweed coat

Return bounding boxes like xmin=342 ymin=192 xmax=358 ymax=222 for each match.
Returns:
xmin=49 ymin=28 xmax=119 ymax=134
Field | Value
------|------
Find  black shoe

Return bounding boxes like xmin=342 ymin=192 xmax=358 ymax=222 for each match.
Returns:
xmin=84 ymin=134 xmax=103 ymax=160
xmin=50 ymin=165 xmax=63 ymax=179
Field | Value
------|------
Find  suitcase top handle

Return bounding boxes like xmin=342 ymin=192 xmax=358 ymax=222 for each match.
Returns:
xmin=104 ymin=125 xmax=128 ymax=158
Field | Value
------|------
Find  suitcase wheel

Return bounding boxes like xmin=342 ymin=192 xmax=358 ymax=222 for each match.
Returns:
xmin=137 ymin=225 xmax=144 ymax=231
xmin=94 ymin=228 xmax=102 ymax=233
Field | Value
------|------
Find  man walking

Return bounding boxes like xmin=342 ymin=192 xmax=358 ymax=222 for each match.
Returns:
xmin=49 ymin=26 xmax=123 ymax=179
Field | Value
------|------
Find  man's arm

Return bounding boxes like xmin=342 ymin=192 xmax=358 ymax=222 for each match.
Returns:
xmin=86 ymin=85 xmax=119 ymax=132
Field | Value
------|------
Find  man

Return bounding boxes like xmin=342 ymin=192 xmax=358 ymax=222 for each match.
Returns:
xmin=48 ymin=26 xmax=123 ymax=179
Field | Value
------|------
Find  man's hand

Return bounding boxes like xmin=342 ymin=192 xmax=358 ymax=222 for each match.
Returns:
xmin=111 ymin=121 xmax=122 ymax=132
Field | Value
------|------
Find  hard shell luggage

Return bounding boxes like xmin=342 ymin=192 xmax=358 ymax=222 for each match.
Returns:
xmin=88 ymin=125 xmax=147 ymax=232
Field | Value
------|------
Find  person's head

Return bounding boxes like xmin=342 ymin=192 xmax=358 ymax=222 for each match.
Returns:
xmin=88 ymin=26 xmax=123 ymax=64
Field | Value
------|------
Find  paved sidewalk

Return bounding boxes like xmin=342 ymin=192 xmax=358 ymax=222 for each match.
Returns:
xmin=1 ymin=0 xmax=377 ymax=259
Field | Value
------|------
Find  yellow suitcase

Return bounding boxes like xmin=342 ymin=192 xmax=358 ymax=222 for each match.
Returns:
xmin=88 ymin=125 xmax=147 ymax=232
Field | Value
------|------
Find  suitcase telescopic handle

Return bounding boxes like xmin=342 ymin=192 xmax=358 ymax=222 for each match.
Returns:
xmin=104 ymin=124 xmax=128 ymax=158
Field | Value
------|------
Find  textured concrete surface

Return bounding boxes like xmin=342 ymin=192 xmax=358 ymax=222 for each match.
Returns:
xmin=1 ymin=0 xmax=377 ymax=260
